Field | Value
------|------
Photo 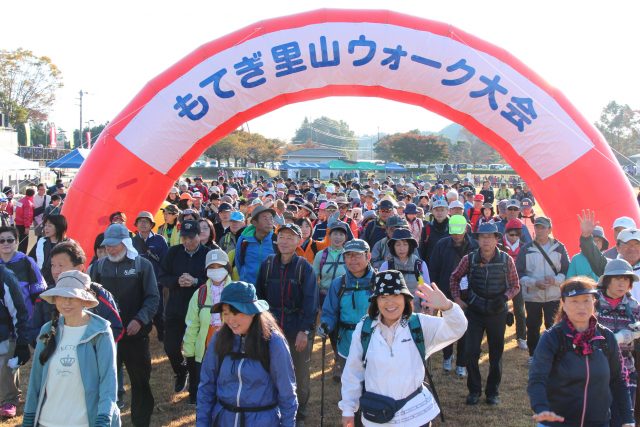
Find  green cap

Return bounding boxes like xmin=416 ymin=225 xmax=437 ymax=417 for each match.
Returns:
xmin=449 ymin=214 xmax=467 ymax=235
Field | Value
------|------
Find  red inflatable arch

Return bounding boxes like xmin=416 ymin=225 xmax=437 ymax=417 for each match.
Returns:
xmin=63 ymin=9 xmax=639 ymax=256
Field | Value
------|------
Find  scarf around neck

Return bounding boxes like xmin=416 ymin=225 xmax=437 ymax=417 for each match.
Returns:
xmin=563 ymin=313 xmax=600 ymax=356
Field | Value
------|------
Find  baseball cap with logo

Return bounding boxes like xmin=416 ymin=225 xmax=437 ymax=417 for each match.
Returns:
xmin=613 ymin=217 xmax=637 ymax=230
xmin=618 ymin=228 xmax=640 ymax=243
xmin=449 ymin=200 xmax=464 ymax=209
xmin=344 ymin=239 xmax=370 ymax=253
xmin=180 ymin=220 xmax=200 ymax=237
xmin=205 ymin=249 xmax=229 ymax=268
xmin=278 ymin=223 xmax=302 ymax=237
xmin=102 ymin=224 xmax=130 ymax=246
xmin=506 ymin=199 xmax=521 ymax=209
xmin=432 ymin=199 xmax=449 ymax=209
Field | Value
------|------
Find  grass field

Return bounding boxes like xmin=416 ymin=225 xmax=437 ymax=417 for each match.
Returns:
xmin=0 ymin=318 xmax=535 ymax=427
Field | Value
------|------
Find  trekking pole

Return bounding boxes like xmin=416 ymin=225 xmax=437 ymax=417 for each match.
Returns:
xmin=320 ymin=325 xmax=328 ymax=427
xmin=425 ymin=364 xmax=445 ymax=422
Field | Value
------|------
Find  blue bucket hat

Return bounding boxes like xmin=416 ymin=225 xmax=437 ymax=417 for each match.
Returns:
xmin=211 ymin=281 xmax=269 ymax=315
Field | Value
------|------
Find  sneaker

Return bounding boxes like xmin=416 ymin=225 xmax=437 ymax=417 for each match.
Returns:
xmin=486 ymin=395 xmax=500 ymax=405
xmin=442 ymin=357 xmax=453 ymax=372
xmin=528 ymin=356 xmax=534 ymax=366
xmin=465 ymin=393 xmax=480 ymax=405
xmin=455 ymin=366 xmax=467 ymax=378
xmin=0 ymin=403 xmax=16 ymax=418
xmin=174 ymin=372 xmax=189 ymax=393
xmin=517 ymin=339 xmax=528 ymax=350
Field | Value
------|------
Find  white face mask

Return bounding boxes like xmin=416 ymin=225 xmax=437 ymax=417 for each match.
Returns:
xmin=207 ymin=268 xmax=228 ymax=283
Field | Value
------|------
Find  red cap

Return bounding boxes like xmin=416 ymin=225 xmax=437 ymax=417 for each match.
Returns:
xmin=505 ymin=219 xmax=523 ymax=230
xmin=473 ymin=194 xmax=485 ymax=202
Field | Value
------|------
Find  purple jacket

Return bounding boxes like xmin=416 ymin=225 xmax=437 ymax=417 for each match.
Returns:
xmin=0 ymin=252 xmax=46 ymax=317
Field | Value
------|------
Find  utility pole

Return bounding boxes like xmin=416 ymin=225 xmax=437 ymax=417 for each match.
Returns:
xmin=78 ymin=90 xmax=88 ymax=148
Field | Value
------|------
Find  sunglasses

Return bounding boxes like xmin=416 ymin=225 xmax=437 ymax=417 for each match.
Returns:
xmin=379 ymin=208 xmax=393 ymax=213
xmin=507 ymin=233 xmax=521 ymax=237
xmin=0 ymin=238 xmax=16 ymax=244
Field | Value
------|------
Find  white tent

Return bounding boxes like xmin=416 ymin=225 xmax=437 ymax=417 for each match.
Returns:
xmin=0 ymin=149 xmax=40 ymax=170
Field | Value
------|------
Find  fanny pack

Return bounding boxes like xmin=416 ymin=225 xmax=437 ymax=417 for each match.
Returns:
xmin=359 ymin=386 xmax=422 ymax=423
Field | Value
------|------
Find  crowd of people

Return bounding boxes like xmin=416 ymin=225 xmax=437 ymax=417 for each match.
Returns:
xmin=0 ymin=173 xmax=638 ymax=426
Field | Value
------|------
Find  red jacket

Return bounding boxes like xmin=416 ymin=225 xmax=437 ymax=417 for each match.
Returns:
xmin=14 ymin=196 xmax=34 ymax=227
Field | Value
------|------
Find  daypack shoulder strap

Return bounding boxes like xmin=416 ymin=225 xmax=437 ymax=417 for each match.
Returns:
xmin=337 ymin=275 xmax=348 ymax=300
xmin=532 ymin=241 xmax=559 ymax=276
xmin=408 ymin=313 xmax=426 ymax=360
xmin=318 ymin=249 xmax=330 ymax=280
xmin=414 ymin=259 xmax=422 ymax=282
xmin=197 ymin=285 xmax=208 ymax=310
xmin=360 ymin=316 xmax=374 ymax=363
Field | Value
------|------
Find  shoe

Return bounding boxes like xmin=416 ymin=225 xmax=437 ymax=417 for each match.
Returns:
xmin=517 ymin=339 xmax=528 ymax=350
xmin=465 ymin=393 xmax=480 ymax=405
xmin=455 ymin=366 xmax=468 ymax=378
xmin=486 ymin=395 xmax=500 ymax=405
xmin=528 ymin=356 xmax=534 ymax=366
xmin=0 ymin=403 xmax=16 ymax=418
xmin=443 ymin=357 xmax=453 ymax=372
xmin=116 ymin=400 xmax=125 ymax=410
xmin=174 ymin=372 xmax=189 ymax=393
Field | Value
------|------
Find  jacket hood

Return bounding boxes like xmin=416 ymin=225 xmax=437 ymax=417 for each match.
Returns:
xmin=54 ymin=311 xmax=112 ymax=343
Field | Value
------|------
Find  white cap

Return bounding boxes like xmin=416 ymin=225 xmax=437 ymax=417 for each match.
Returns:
xmin=613 ymin=216 xmax=636 ymax=230
xmin=226 ymin=187 xmax=238 ymax=196
xmin=446 ymin=190 xmax=459 ymax=200
xmin=209 ymin=186 xmax=220 ymax=193
xmin=206 ymin=249 xmax=229 ymax=268
xmin=449 ymin=200 xmax=464 ymax=209
xmin=618 ymin=228 xmax=640 ymax=243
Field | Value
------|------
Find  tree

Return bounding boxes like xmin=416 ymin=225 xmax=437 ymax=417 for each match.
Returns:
xmin=458 ymin=128 xmax=502 ymax=164
xmin=374 ymin=131 xmax=448 ymax=167
xmin=205 ymin=133 xmax=238 ymax=166
xmin=291 ymin=116 xmax=357 ymax=152
xmin=73 ymin=122 xmax=107 ymax=149
xmin=595 ymin=101 xmax=640 ymax=156
xmin=449 ymin=140 xmax=472 ymax=163
xmin=0 ymin=48 xmax=63 ymax=126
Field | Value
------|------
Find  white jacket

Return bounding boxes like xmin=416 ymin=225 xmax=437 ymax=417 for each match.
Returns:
xmin=339 ymin=304 xmax=467 ymax=426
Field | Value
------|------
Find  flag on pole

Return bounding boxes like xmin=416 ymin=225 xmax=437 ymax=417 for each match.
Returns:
xmin=24 ymin=122 xmax=31 ymax=147
xmin=49 ymin=124 xmax=57 ymax=148
xmin=86 ymin=131 xmax=92 ymax=148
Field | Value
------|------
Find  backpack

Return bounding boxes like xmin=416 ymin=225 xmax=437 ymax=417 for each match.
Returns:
xmin=421 ymin=222 xmax=432 ymax=245
xmin=238 ymin=237 xmax=277 ymax=266
xmin=259 ymin=254 xmax=306 ymax=298
xmin=360 ymin=313 xmax=445 ymax=421
xmin=387 ymin=258 xmax=422 ymax=282
xmin=196 ymin=284 xmax=213 ymax=315
xmin=318 ymin=249 xmax=344 ymax=282
xmin=94 ymin=256 xmax=143 ymax=281
xmin=553 ymin=325 xmax=611 ymax=362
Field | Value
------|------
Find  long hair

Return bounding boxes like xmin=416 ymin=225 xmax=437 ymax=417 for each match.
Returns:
xmin=368 ymin=294 xmax=413 ymax=320
xmin=214 ymin=308 xmax=281 ymax=372
xmin=45 ymin=215 xmax=67 ymax=242
xmin=39 ymin=308 xmax=60 ymax=365
xmin=553 ymin=276 xmax=597 ymax=324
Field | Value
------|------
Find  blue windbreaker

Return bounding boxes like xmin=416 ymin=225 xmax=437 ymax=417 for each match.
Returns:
xmin=320 ymin=266 xmax=374 ymax=357
xmin=196 ymin=332 xmax=298 ymax=427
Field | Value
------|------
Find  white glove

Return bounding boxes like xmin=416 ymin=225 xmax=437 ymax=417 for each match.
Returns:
xmin=615 ymin=329 xmax=635 ymax=345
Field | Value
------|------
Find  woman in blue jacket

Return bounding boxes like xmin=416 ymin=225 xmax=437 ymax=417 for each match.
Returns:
xmin=527 ymin=277 xmax=633 ymax=427
xmin=23 ymin=270 xmax=119 ymax=427
xmin=196 ymin=281 xmax=297 ymax=427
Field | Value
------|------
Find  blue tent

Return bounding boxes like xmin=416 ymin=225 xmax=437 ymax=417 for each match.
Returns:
xmin=47 ymin=148 xmax=90 ymax=168
xmin=385 ymin=162 xmax=407 ymax=172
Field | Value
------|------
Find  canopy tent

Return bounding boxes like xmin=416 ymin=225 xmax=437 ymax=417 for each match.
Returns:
xmin=327 ymin=160 xmax=384 ymax=171
xmin=0 ymin=150 xmax=40 ymax=170
xmin=384 ymin=162 xmax=407 ymax=172
xmin=47 ymin=148 xmax=90 ymax=168
xmin=280 ymin=162 xmax=328 ymax=169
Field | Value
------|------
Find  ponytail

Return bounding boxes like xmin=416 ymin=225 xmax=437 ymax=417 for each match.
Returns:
xmin=39 ymin=309 xmax=60 ymax=365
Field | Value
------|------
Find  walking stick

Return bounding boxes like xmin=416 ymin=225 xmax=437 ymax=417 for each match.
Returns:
xmin=320 ymin=330 xmax=327 ymax=427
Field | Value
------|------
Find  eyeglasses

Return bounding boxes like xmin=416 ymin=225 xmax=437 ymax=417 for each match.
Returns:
xmin=339 ymin=205 xmax=348 ymax=209
xmin=507 ymin=233 xmax=521 ymax=237
xmin=0 ymin=238 xmax=16 ymax=244
xmin=379 ymin=208 xmax=392 ymax=213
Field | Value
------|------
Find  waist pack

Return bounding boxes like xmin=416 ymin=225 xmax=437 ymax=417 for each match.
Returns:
xmin=359 ymin=386 xmax=422 ymax=423
xmin=468 ymin=289 xmax=507 ymax=315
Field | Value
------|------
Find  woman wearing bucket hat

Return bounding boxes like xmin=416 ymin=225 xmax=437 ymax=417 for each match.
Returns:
xmin=196 ymin=281 xmax=297 ymax=427
xmin=183 ymin=249 xmax=232 ymax=404
xmin=340 ymin=270 xmax=467 ymax=426
xmin=24 ymin=270 xmax=120 ymax=427
xmin=380 ymin=228 xmax=430 ymax=312
xmin=528 ymin=277 xmax=634 ymax=427
xmin=595 ymin=259 xmax=640 ymax=425
xmin=313 ymin=221 xmax=349 ymax=300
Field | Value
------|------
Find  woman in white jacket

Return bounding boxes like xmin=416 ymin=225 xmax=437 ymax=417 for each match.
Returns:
xmin=340 ymin=270 xmax=467 ymax=427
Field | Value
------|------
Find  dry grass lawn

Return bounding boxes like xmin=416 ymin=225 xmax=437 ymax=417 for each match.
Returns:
xmin=0 ymin=320 xmax=534 ymax=427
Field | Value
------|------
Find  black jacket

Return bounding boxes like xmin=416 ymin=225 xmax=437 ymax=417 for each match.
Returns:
xmin=528 ymin=320 xmax=633 ymax=426
xmin=419 ymin=217 xmax=450 ymax=263
xmin=428 ymin=234 xmax=478 ymax=297
xmin=158 ymin=244 xmax=209 ymax=321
